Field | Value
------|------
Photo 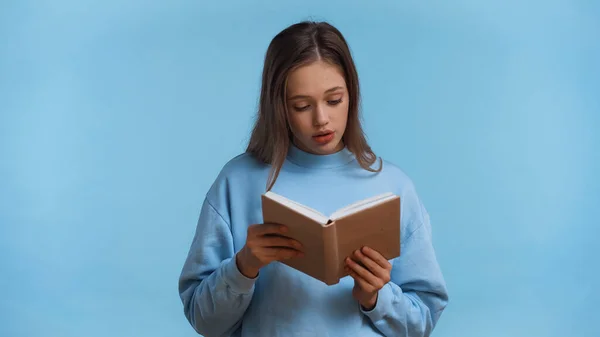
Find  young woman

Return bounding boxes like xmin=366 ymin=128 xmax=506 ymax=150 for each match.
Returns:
xmin=178 ymin=21 xmax=449 ymax=337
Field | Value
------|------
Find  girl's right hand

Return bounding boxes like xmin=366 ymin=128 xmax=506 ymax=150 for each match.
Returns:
xmin=235 ymin=223 xmax=304 ymax=278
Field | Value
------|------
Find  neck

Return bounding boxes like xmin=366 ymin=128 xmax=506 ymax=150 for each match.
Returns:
xmin=286 ymin=142 xmax=355 ymax=169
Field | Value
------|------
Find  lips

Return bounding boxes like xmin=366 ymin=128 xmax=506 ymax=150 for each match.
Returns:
xmin=313 ymin=130 xmax=334 ymax=137
xmin=312 ymin=130 xmax=335 ymax=144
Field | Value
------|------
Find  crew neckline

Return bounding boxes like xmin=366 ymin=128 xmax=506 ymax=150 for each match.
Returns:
xmin=286 ymin=142 xmax=355 ymax=169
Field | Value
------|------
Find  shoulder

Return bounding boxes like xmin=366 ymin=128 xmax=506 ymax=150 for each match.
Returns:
xmin=379 ymin=158 xmax=413 ymax=186
xmin=215 ymin=151 xmax=268 ymax=179
xmin=353 ymin=154 xmax=417 ymax=196
xmin=378 ymin=157 xmax=430 ymax=241
xmin=373 ymin=157 xmax=418 ymax=197
xmin=208 ymin=151 xmax=269 ymax=193
xmin=204 ymin=151 xmax=269 ymax=211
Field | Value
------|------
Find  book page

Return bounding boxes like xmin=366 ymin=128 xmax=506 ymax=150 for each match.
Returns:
xmin=330 ymin=192 xmax=396 ymax=221
xmin=263 ymin=191 xmax=329 ymax=224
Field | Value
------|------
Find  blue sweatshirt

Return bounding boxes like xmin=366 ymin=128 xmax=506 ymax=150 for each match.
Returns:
xmin=178 ymin=144 xmax=449 ymax=337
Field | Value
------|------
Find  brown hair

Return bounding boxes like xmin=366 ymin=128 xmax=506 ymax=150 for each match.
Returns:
xmin=246 ymin=20 xmax=382 ymax=191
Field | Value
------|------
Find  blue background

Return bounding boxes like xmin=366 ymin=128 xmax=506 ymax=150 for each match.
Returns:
xmin=1 ymin=1 xmax=598 ymax=336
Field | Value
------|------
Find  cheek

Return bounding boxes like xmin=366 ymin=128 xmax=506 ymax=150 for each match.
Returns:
xmin=287 ymin=113 xmax=312 ymax=135
xmin=332 ymin=102 xmax=350 ymax=123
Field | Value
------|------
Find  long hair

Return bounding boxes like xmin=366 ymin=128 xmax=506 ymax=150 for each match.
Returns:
xmin=246 ymin=20 xmax=382 ymax=191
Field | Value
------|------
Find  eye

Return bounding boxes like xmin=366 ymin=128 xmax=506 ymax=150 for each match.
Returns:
xmin=294 ymin=105 xmax=310 ymax=112
xmin=328 ymin=98 xmax=343 ymax=105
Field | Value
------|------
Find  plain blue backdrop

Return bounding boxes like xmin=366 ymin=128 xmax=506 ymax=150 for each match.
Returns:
xmin=1 ymin=1 xmax=599 ymax=336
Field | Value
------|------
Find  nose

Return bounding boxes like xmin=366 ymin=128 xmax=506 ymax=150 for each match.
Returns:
xmin=313 ymin=104 xmax=329 ymax=126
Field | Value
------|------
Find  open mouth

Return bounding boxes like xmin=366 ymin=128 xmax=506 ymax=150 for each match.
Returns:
xmin=313 ymin=130 xmax=335 ymax=144
xmin=313 ymin=129 xmax=334 ymax=136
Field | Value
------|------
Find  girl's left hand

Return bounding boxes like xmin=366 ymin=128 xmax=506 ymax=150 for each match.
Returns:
xmin=345 ymin=246 xmax=392 ymax=311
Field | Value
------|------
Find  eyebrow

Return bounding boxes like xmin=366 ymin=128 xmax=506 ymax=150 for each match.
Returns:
xmin=287 ymin=86 xmax=344 ymax=100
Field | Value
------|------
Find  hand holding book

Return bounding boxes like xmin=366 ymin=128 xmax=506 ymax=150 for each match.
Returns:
xmin=236 ymin=223 xmax=304 ymax=278
xmin=345 ymin=246 xmax=392 ymax=310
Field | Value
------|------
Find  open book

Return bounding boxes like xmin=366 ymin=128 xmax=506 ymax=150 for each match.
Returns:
xmin=261 ymin=191 xmax=401 ymax=285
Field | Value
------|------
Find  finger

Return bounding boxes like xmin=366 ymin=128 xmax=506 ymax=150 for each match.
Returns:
xmin=345 ymin=266 xmax=374 ymax=292
xmin=267 ymin=247 xmax=304 ymax=260
xmin=253 ymin=223 xmax=289 ymax=236
xmin=353 ymin=249 xmax=388 ymax=280
xmin=345 ymin=256 xmax=380 ymax=287
xmin=253 ymin=246 xmax=302 ymax=264
xmin=261 ymin=235 xmax=303 ymax=252
xmin=361 ymin=246 xmax=392 ymax=270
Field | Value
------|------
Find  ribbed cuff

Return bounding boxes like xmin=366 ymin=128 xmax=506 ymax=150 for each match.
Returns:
xmin=360 ymin=283 xmax=395 ymax=323
xmin=220 ymin=256 xmax=257 ymax=294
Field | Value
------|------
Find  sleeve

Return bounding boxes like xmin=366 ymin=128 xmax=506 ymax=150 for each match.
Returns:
xmin=360 ymin=196 xmax=449 ymax=337
xmin=178 ymin=197 xmax=256 ymax=337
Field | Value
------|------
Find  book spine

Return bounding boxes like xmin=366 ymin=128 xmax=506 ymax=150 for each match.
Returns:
xmin=322 ymin=221 xmax=340 ymax=285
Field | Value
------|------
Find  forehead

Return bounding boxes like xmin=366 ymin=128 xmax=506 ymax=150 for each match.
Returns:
xmin=286 ymin=60 xmax=346 ymax=96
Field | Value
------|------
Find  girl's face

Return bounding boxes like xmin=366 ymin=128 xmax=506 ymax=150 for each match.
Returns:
xmin=285 ymin=59 xmax=349 ymax=155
